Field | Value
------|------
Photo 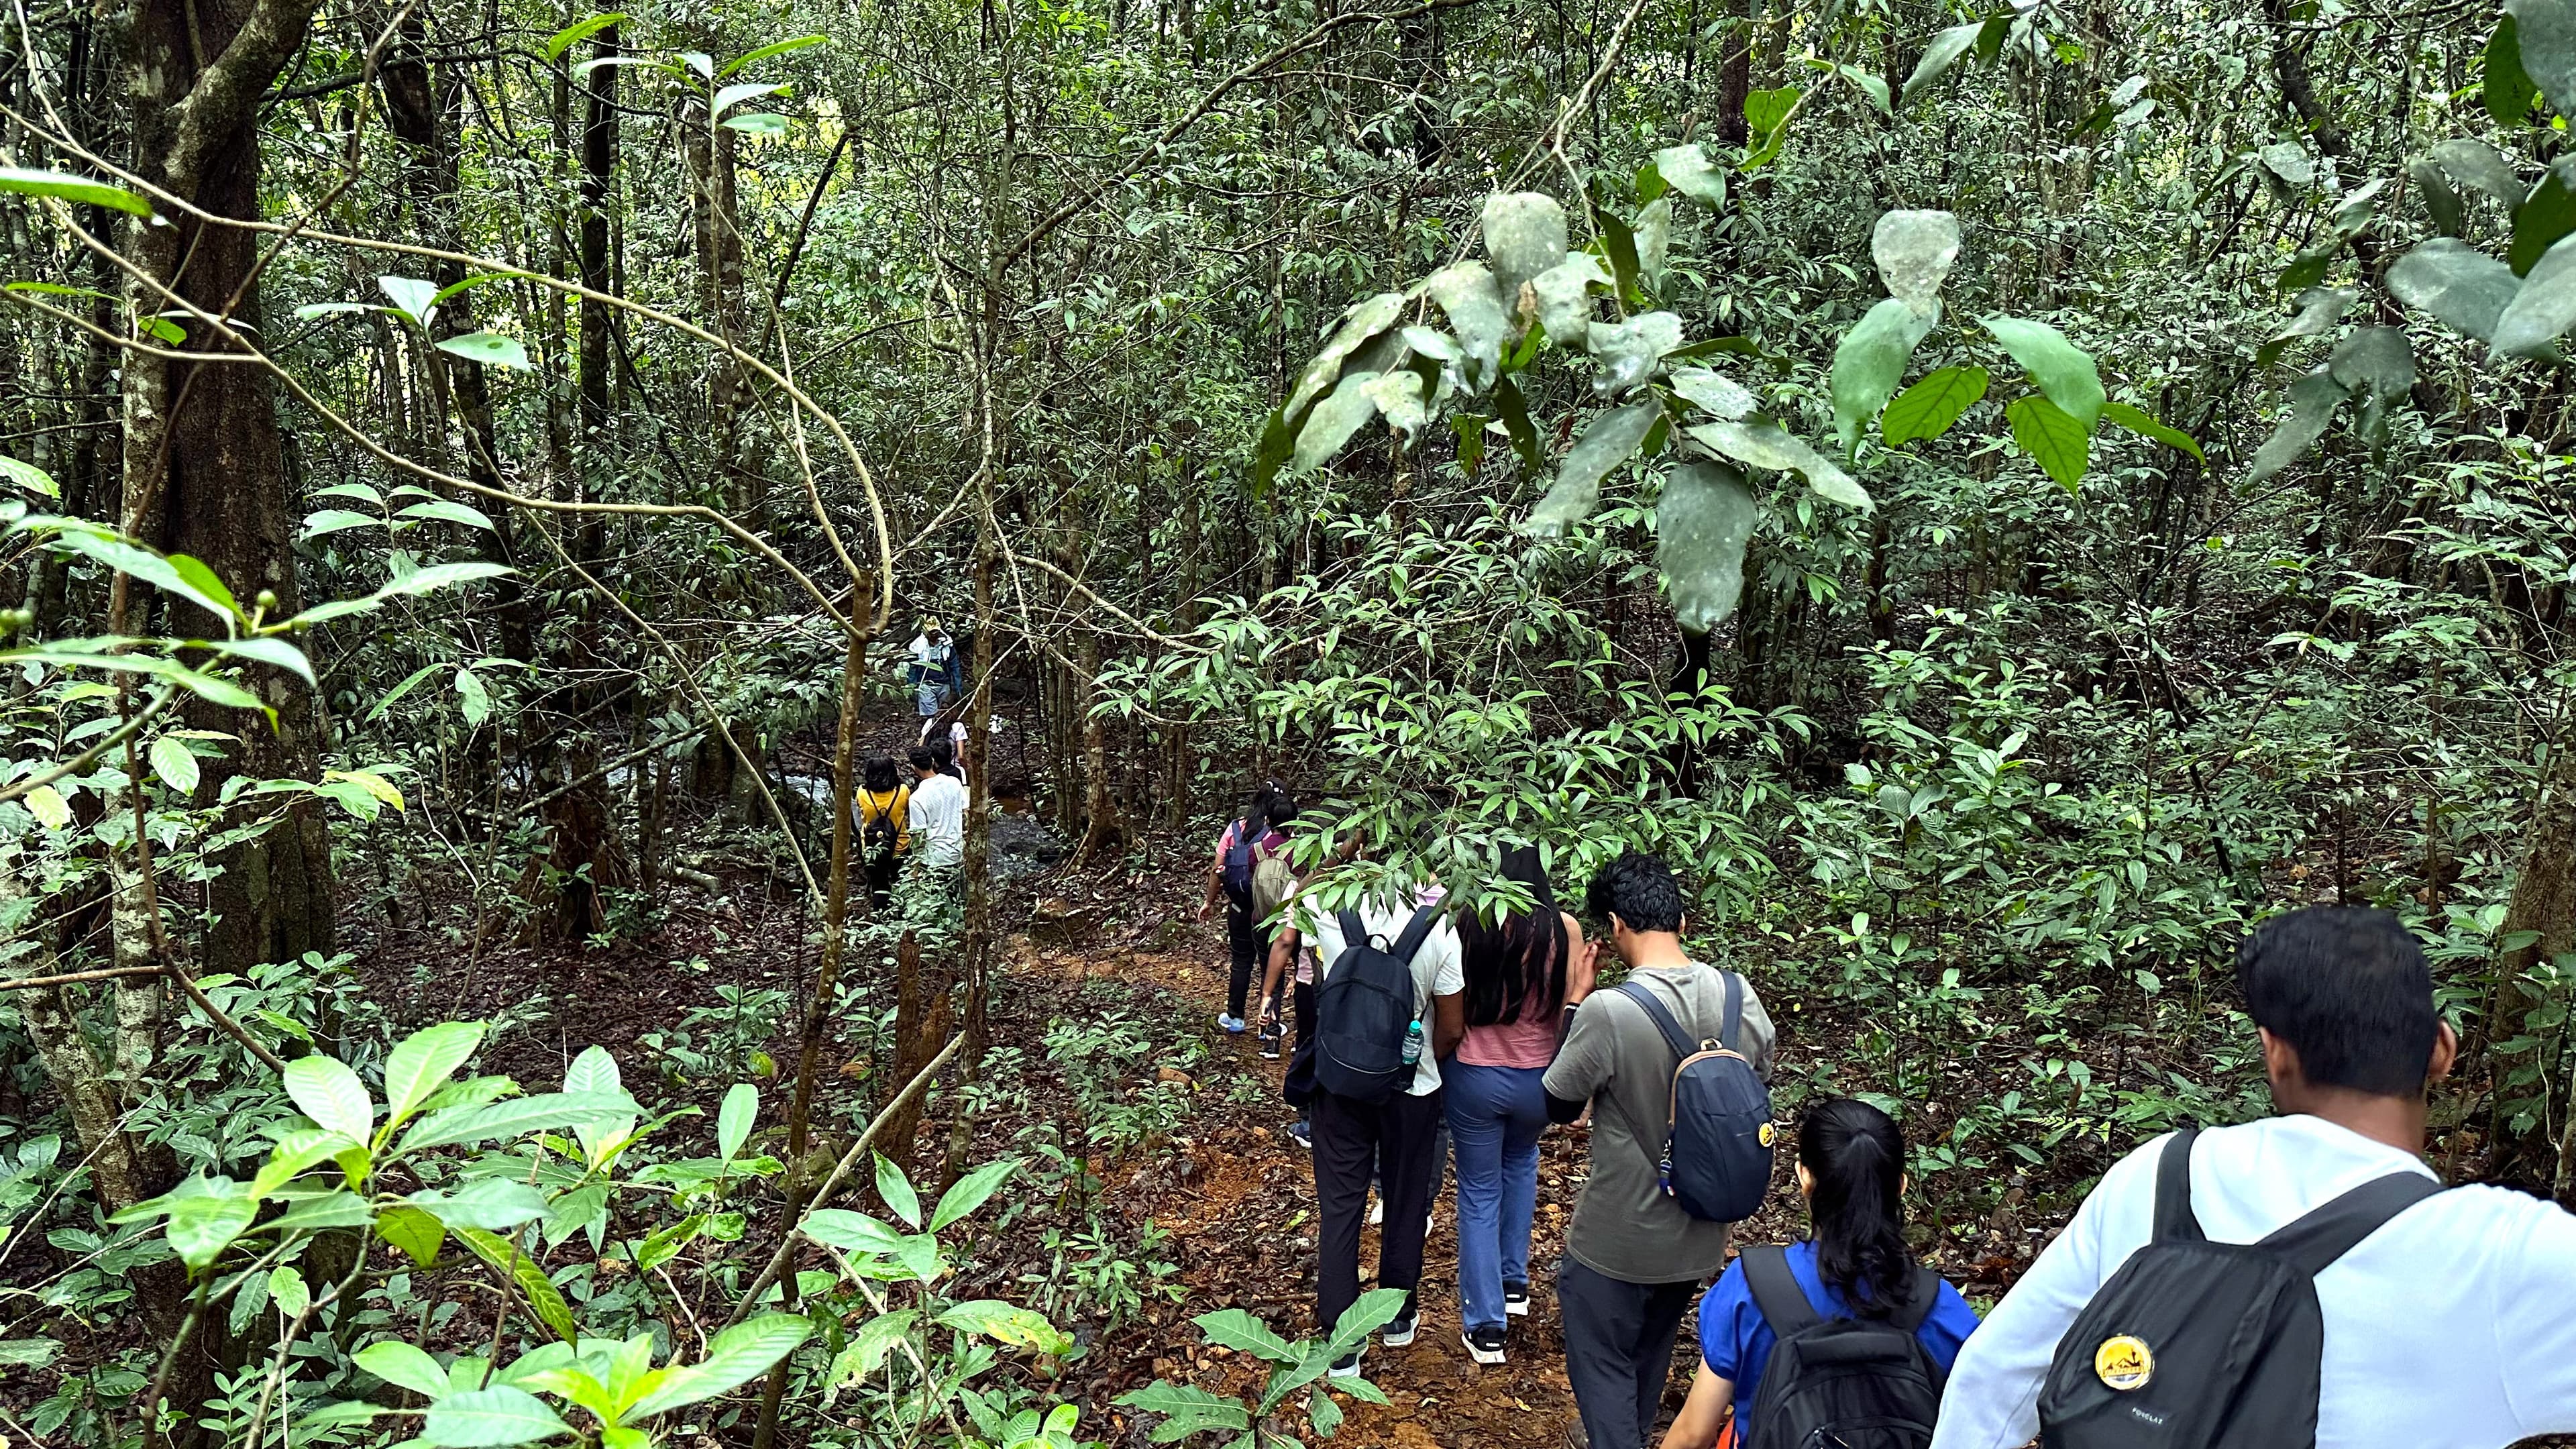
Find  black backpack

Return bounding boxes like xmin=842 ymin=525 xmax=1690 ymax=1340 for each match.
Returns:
xmin=2035 ymin=1128 xmax=2445 ymax=1449
xmin=1614 ymin=972 xmax=1773 ymax=1222
xmin=1738 ymin=1245 xmax=1946 ymax=1449
xmin=1312 ymin=904 xmax=1440 ymax=1104
xmin=860 ymin=790 xmax=902 ymax=862
xmin=1220 ymin=826 xmax=1258 ymax=910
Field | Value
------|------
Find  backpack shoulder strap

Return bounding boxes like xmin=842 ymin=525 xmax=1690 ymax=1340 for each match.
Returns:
xmin=1891 ymin=1264 xmax=1943 ymax=1332
xmin=1717 ymin=969 xmax=1743 ymax=1053
xmin=2153 ymin=1129 xmax=2204 ymax=1244
xmin=1740 ymin=1246 xmax=1823 ymax=1336
xmin=1389 ymin=902 xmax=1444 ymax=962
xmin=2256 ymin=1169 xmax=2445 ymax=1279
xmin=1611 ymin=981 xmax=1699 ymax=1064
xmin=1335 ymin=908 xmax=1368 ymax=953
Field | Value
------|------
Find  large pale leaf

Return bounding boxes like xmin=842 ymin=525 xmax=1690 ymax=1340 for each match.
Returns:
xmin=930 ymin=1157 xmax=1022 ymax=1232
xmin=875 ymin=1152 xmax=922 ymax=1229
xmin=1656 ymin=461 xmax=1759 ymax=633
xmin=397 ymin=1091 xmax=641 ymax=1155
xmin=1653 ymin=144 xmax=1727 ymax=206
xmin=1283 ymin=292 xmax=1404 ymax=420
xmin=2496 ymin=232 xmax=2576 ymax=356
xmin=936 ymin=1300 xmax=1072 ymax=1355
xmin=1685 ymin=420 xmax=1871 ymax=511
xmin=1881 ymin=366 xmax=1989 ymax=446
xmin=2247 ymin=370 xmax=2347 ymax=482
xmin=1361 ymin=369 xmax=1428 ymax=439
xmin=1829 ymin=298 xmax=1939 ymax=453
xmin=1633 ymin=196 xmax=1674 ymax=283
xmin=435 ymin=333 xmax=531 ymax=370
xmin=1426 ymin=262 xmax=1508 ymax=381
xmin=2410 ymin=157 xmax=2465 ymax=237
xmin=150 ymin=734 xmax=201 ymax=795
xmin=164 ymin=1185 xmax=260 ymax=1272
xmin=2326 ymin=327 xmax=2416 ymax=400
xmin=284 ymin=1056 xmax=374 ymax=1144
xmin=1982 ymin=317 xmax=2104 ymax=428
xmin=2271 ymin=286 xmax=2357 ymax=344
xmin=2 ymin=455 xmax=60 ymax=498
xmin=1871 ymin=211 xmax=1961 ymax=314
xmin=1289 ymin=372 xmax=1380 ymax=477
xmin=2492 ymin=14 xmax=2543 ymax=123
xmin=2100 ymin=403 xmax=2205 ymax=463
xmin=385 ymin=1022 xmax=487 ymax=1131
xmin=1525 ymin=400 xmax=1661 ymax=535
xmin=1668 ymin=367 xmax=1757 ymax=421
xmin=378 ymin=276 xmax=440 ymax=326
xmin=2387 ymin=238 xmax=2519 ymax=342
xmin=627 ymin=1315 xmax=814 ymax=1417
xmin=562 ymin=1045 xmax=633 ymax=1168
xmin=405 ymin=1179 xmax=551 ymax=1232
xmin=0 ymin=167 xmax=151 ymax=217
xmin=2432 ymin=139 xmax=2522 ymax=207
xmin=455 ymin=1226 xmax=580 ymax=1343
xmin=1530 ymin=253 xmax=1608 ymax=348
xmin=1326 ymin=1287 xmax=1413 ymax=1356
xmin=2513 ymin=166 xmax=2576 ymax=274
xmin=355 ymin=1340 xmax=452 ymax=1400
xmin=1902 ymin=22 xmax=1984 ymax=106
xmin=717 ymin=1083 xmax=757 ymax=1161
xmin=1586 ymin=311 xmax=1683 ymax=396
xmin=1193 ymin=1309 xmax=1301 ymax=1364
xmin=1481 ymin=192 xmax=1568 ymax=320
xmin=2509 ymin=0 xmax=2576 ymax=118
xmin=1113 ymin=1383 xmax=1250 ymax=1441
xmin=421 ymin=1385 xmax=570 ymax=1446
xmin=2006 ymin=395 xmax=2090 ymax=493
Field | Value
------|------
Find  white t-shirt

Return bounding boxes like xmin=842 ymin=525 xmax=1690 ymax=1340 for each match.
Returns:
xmin=1932 ymin=1113 xmax=2576 ymax=1449
xmin=1295 ymin=888 xmax=1464 ymax=1096
xmin=906 ymin=773 xmax=967 ymax=867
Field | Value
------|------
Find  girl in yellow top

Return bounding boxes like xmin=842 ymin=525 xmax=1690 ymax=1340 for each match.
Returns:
xmin=855 ymin=755 xmax=910 ymax=909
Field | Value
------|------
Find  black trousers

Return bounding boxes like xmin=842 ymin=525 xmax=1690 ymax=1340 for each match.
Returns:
xmin=1224 ymin=902 xmax=1269 ymax=1020
xmin=1283 ymin=980 xmax=1318 ymax=1108
xmin=1312 ymin=1086 xmax=1442 ymax=1341
xmin=1558 ymin=1257 xmax=1701 ymax=1449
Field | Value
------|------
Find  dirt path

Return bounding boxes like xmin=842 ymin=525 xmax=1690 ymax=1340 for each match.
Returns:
xmin=1043 ymin=923 xmax=1812 ymax=1449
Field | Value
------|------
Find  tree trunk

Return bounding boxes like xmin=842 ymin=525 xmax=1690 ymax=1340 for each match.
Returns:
xmin=576 ymin=25 xmax=619 ymax=561
xmin=2491 ymin=732 xmax=2576 ymax=1204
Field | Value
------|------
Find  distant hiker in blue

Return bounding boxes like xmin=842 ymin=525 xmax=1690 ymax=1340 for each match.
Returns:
xmin=906 ymin=618 xmax=965 ymax=720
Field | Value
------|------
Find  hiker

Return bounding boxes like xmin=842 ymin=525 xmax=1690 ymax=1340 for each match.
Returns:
xmin=1662 ymin=1097 xmax=1978 ymax=1449
xmin=929 ymin=732 xmax=967 ymax=786
xmin=1931 ymin=906 xmax=2576 ymax=1449
xmin=1199 ymin=782 xmax=1297 ymax=1034
xmin=1449 ymin=845 xmax=1595 ymax=1365
xmin=904 ymin=743 xmax=967 ymax=892
xmin=1291 ymin=849 xmax=1465 ymax=1376
xmin=1544 ymin=851 xmax=1776 ymax=1449
xmin=906 ymin=618 xmax=965 ymax=720
xmin=855 ymin=755 xmax=910 ymax=910
xmin=1260 ymin=830 xmax=1366 ymax=1146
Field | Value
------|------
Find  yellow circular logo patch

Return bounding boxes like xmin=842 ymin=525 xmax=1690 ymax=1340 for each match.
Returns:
xmin=2094 ymin=1336 xmax=2153 ymax=1391
xmin=1757 ymin=1122 xmax=1777 ymax=1148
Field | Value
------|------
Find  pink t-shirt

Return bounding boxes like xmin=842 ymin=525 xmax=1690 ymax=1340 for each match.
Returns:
xmin=1458 ymin=1009 xmax=1560 ymax=1069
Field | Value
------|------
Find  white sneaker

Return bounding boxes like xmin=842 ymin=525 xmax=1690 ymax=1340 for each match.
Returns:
xmin=1328 ymin=1349 xmax=1364 ymax=1379
xmin=1368 ymin=1198 xmax=1383 ymax=1226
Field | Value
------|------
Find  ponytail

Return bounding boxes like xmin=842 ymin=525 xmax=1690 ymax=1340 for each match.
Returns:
xmin=1800 ymin=1097 xmax=1917 ymax=1320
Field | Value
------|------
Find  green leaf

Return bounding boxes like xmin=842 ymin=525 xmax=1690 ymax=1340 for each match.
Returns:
xmin=561 ymin=1045 xmax=634 ymax=1169
xmin=2387 ymin=237 xmax=2519 ymax=343
xmin=937 ymin=1300 xmax=1073 ymax=1355
xmin=2497 ymin=232 xmax=2576 ymax=356
xmin=874 ymin=1152 xmax=921 ymax=1229
xmin=2326 ymin=327 xmax=2416 ymax=402
xmin=1830 ymin=298 xmax=1939 ymax=453
xmin=2491 ymin=13 xmax=2544 ymax=123
xmin=1683 ymin=419 xmax=1870 ymax=511
xmin=717 ymin=1083 xmax=757 ymax=1161
xmin=253 ymin=1127 xmax=357 ymax=1197
xmin=1326 ymin=1288 xmax=1411 ymax=1356
xmin=1903 ymin=21 xmax=1984 ymax=106
xmin=396 ymin=1091 xmax=639 ymax=1155
xmin=355 ymin=1340 xmax=451 ymax=1400
xmin=930 ymin=1157 xmax=1021 ymax=1231
xmin=30 ymin=522 xmax=238 ymax=622
xmin=2006 ymin=394 xmax=2090 ymax=493
xmin=423 ymin=1385 xmax=571 ymax=1447
xmin=2514 ymin=167 xmax=2576 ymax=276
xmin=0 ymin=1340 xmax=61 ymax=1368
xmin=1982 ymin=317 xmax=2104 ymax=429
xmin=378 ymin=276 xmax=439 ymax=326
xmin=2099 ymin=402 xmax=2206 ymax=463
xmin=1481 ymin=192 xmax=1569 ymax=317
xmin=1284 ymin=292 xmax=1406 ymax=420
xmin=148 ymin=733 xmax=200 ymax=794
xmin=1309 ymin=1391 xmax=1344 ymax=1438
xmin=303 ymin=508 xmax=383 ymax=539
xmin=1652 ymin=144 xmax=1726 ymax=207
xmin=0 ymin=166 xmax=150 ymax=217
xmin=1193 ymin=1309 xmax=1301 ymax=1365
xmin=163 ymin=1185 xmax=259 ymax=1272
xmin=166 ymin=555 xmax=241 ymax=625
xmin=385 ymin=1022 xmax=488 ymax=1132
xmin=2247 ymin=369 xmax=2346 ymax=483
xmin=269 ymin=1265 xmax=311 ymax=1319
xmin=1 ymin=456 xmax=60 ymax=499
xmin=1112 ymin=1383 xmax=1250 ymax=1440
xmin=1287 ymin=372 xmax=1380 ymax=478
xmin=435 ymin=333 xmax=531 ymax=370
xmin=22 ymin=784 xmax=69 ymax=830
xmin=1744 ymin=85 xmax=1798 ymax=137
xmin=1657 ymin=460 xmax=1758 ymax=634
xmin=713 ymin=81 xmax=790 ymax=117
xmin=1881 ymin=366 xmax=1989 ymax=446
xmin=382 ymin=560 xmax=515 ymax=597
xmin=405 ymin=1179 xmax=551 ymax=1233
xmin=376 ymin=1203 xmax=448 ymax=1267
xmin=1668 ymin=367 xmax=1757 ymax=421
xmin=543 ymin=12 xmax=626 ymax=60
xmin=2434 ymin=139 xmax=2524 ymax=207
xmin=455 ymin=1226 xmax=580 ymax=1344
xmin=266 ymin=1190 xmax=375 ymax=1234
xmin=718 ymin=33 xmax=828 ymax=78
xmin=627 ymin=1315 xmax=813 ymax=1417
xmin=2410 ymin=158 xmax=2465 ymax=237
xmin=1493 ymin=376 xmax=1542 ymax=474
xmin=720 ymin=113 xmax=790 ymax=139
xmin=398 ymin=500 xmax=498 ymax=531
xmin=1595 ymin=207 xmax=1642 ymax=305
xmin=2508 ymin=0 xmax=2576 ymax=118
xmin=284 ymin=1055 xmax=375 ymax=1144
xmin=455 ymin=667 xmax=493 ymax=727
xmin=1526 ymin=399 xmax=1661 ymax=535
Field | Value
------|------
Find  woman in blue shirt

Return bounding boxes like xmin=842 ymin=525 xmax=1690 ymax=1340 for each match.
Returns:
xmin=1660 ymin=1097 xmax=1980 ymax=1449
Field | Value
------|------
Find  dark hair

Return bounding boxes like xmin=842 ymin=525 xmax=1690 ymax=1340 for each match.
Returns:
xmin=863 ymin=756 xmax=899 ymax=792
xmin=2235 ymin=906 xmax=2440 ymax=1097
xmin=1584 ymin=851 xmax=1683 ymax=934
xmin=907 ymin=745 xmax=937 ymax=773
xmin=1238 ymin=780 xmax=1295 ymax=845
xmin=1460 ymin=846 xmax=1568 ymax=1028
xmin=1802 ymin=1097 xmax=1917 ymax=1320
xmin=931 ymin=736 xmax=956 ymax=769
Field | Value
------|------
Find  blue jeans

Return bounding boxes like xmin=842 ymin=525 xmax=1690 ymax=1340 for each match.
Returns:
xmin=1445 ymin=1059 xmax=1547 ymax=1332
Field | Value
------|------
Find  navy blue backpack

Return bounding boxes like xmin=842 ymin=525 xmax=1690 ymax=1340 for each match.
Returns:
xmin=1615 ymin=971 xmax=1774 ymax=1222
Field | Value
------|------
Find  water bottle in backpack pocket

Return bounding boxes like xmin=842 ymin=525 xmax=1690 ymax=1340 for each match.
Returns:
xmin=1737 ymin=1246 xmax=1947 ymax=1449
xmin=1312 ymin=904 xmax=1442 ymax=1104
xmin=1615 ymin=972 xmax=1774 ymax=1222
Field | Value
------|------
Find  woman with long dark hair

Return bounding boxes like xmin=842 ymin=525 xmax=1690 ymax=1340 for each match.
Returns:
xmin=1449 ymin=845 xmax=1595 ymax=1364
xmin=854 ymin=755 xmax=910 ymax=910
xmin=1198 ymin=780 xmax=1297 ymax=1033
xmin=1660 ymin=1097 xmax=1979 ymax=1448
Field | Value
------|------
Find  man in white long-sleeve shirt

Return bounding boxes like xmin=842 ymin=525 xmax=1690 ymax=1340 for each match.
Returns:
xmin=1933 ymin=906 xmax=2576 ymax=1449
